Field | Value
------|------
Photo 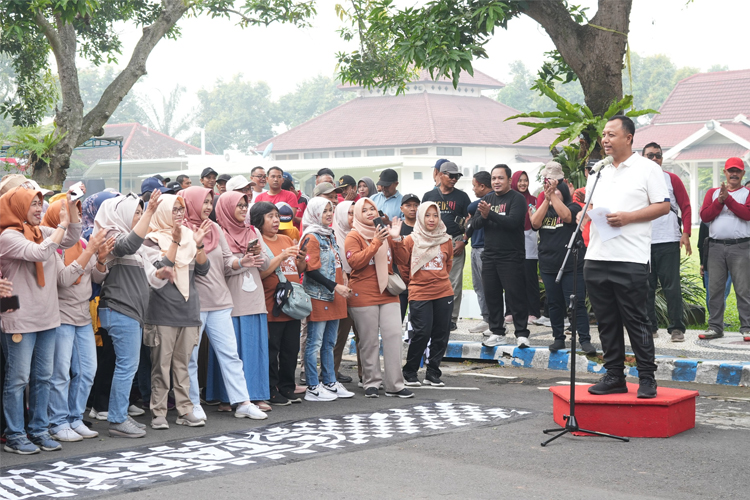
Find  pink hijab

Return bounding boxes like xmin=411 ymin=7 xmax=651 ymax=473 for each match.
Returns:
xmin=181 ymin=186 xmax=220 ymax=254
xmin=216 ymin=190 xmax=256 ymax=254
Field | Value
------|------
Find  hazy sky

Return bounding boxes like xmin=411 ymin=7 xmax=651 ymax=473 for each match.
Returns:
xmin=108 ymin=0 xmax=745 ymax=109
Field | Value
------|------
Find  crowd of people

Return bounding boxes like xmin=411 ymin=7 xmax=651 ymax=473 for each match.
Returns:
xmin=1 ymin=114 xmax=749 ymax=454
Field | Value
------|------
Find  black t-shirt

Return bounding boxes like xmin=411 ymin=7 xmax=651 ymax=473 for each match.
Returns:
xmin=538 ymin=202 xmax=582 ymax=274
xmin=422 ymin=187 xmax=471 ymax=237
xmin=400 ymin=223 xmax=414 ymax=237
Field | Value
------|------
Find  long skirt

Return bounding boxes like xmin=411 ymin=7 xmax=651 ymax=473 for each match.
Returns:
xmin=206 ymin=313 xmax=270 ymax=402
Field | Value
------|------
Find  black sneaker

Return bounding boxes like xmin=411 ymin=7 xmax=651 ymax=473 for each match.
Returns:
xmin=364 ymin=387 xmax=379 ymax=398
xmin=386 ymin=389 xmax=415 ymax=398
xmin=279 ymin=390 xmax=302 ymax=403
xmin=268 ymin=391 xmax=291 ymax=406
xmin=336 ymin=372 xmax=353 ymax=384
xmin=579 ymin=341 xmax=597 ymax=356
xmin=637 ymin=377 xmax=657 ymax=399
xmin=423 ymin=373 xmax=445 ymax=387
xmin=403 ymin=373 xmax=421 ymax=387
xmin=450 ymin=322 xmax=458 ymax=331
xmin=588 ymin=372 xmax=627 ymax=395
xmin=548 ymin=339 xmax=566 ymax=352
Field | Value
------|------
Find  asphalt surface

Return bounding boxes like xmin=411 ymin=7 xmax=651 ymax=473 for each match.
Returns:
xmin=2 ymin=361 xmax=749 ymax=499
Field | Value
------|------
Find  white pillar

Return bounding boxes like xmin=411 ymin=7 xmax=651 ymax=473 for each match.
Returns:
xmin=712 ymin=161 xmax=720 ymax=189
xmin=689 ymin=162 xmax=699 ymax=225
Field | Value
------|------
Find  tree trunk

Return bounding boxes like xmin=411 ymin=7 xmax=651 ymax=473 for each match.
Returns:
xmin=523 ymin=0 xmax=632 ymax=116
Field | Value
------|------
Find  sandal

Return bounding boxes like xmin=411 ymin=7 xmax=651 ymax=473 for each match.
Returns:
xmin=217 ymin=403 xmax=233 ymax=412
xmin=253 ymin=401 xmax=272 ymax=412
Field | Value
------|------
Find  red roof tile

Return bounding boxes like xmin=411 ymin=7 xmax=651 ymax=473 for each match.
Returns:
xmin=633 ymin=123 xmax=704 ymax=149
xmin=651 ymin=69 xmax=750 ymax=125
xmin=258 ymin=93 xmax=557 ymax=152
xmin=339 ymin=68 xmax=505 ymax=90
xmin=675 ymin=143 xmax=749 ymax=161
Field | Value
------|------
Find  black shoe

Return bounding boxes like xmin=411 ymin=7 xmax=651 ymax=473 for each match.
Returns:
xmin=386 ymin=389 xmax=415 ymax=398
xmin=637 ymin=377 xmax=657 ymax=399
xmin=548 ymin=339 xmax=566 ymax=352
xmin=588 ymin=372 xmax=627 ymax=395
xmin=423 ymin=372 xmax=445 ymax=387
xmin=579 ymin=341 xmax=597 ymax=356
xmin=450 ymin=322 xmax=458 ymax=331
xmin=403 ymin=373 xmax=421 ymax=387
xmin=336 ymin=372 xmax=353 ymax=384
xmin=365 ymin=387 xmax=379 ymax=398
xmin=268 ymin=391 xmax=291 ymax=406
xmin=299 ymin=370 xmax=306 ymax=385
xmin=279 ymin=391 xmax=302 ymax=403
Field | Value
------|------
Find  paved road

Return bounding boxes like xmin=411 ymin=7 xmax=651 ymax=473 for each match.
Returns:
xmin=2 ymin=361 xmax=748 ymax=499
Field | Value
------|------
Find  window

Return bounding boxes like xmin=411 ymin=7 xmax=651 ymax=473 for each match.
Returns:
xmin=303 ymin=152 xmax=329 ymax=159
xmin=275 ymin=154 xmax=299 ymax=161
xmin=436 ymin=147 xmax=462 ymax=156
xmin=413 ymin=171 xmax=423 ymax=180
xmin=366 ymin=149 xmax=395 ymax=157
xmin=399 ymin=148 xmax=428 ymax=155
xmin=334 ymin=150 xmax=362 ymax=158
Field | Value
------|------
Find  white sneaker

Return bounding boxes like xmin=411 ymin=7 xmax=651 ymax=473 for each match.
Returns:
xmin=235 ymin=403 xmax=268 ymax=420
xmin=482 ymin=334 xmax=512 ymax=347
xmin=517 ymin=336 xmax=530 ymax=348
xmin=128 ymin=404 xmax=145 ymax=416
xmin=534 ymin=316 xmax=552 ymax=327
xmin=72 ymin=424 xmax=99 ymax=439
xmin=192 ymin=404 xmax=207 ymax=421
xmin=51 ymin=427 xmax=83 ymax=442
xmin=89 ymin=408 xmax=108 ymax=421
xmin=469 ymin=321 xmax=490 ymax=333
xmin=305 ymin=385 xmax=337 ymax=402
xmin=325 ymin=382 xmax=354 ymax=399
xmin=357 ymin=380 xmax=364 ymax=388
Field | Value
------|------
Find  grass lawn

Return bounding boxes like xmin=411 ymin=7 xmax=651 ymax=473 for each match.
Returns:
xmin=460 ymin=230 xmax=741 ymax=332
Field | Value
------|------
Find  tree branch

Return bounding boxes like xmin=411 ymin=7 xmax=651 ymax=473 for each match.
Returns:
xmin=33 ymin=12 xmax=63 ymax=62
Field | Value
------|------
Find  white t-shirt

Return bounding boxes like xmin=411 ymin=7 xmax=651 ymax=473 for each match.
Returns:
xmin=585 ymin=153 xmax=669 ymax=264
xmin=708 ymin=187 xmax=750 ymax=239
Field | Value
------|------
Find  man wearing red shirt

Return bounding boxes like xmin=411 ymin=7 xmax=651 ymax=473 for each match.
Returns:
xmin=255 ymin=166 xmax=301 ymax=226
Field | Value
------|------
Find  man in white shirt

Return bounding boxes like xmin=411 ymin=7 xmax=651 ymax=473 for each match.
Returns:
xmin=579 ymin=116 xmax=670 ymax=399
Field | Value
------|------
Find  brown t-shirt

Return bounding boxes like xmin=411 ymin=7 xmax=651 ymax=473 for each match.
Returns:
xmin=261 ymin=234 xmax=300 ymax=323
xmin=395 ymin=237 xmax=454 ymax=303
xmin=344 ymin=231 xmax=399 ymax=308
xmin=305 ymin=235 xmax=347 ymax=322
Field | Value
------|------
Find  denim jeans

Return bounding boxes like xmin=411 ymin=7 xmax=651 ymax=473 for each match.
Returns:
xmin=188 ymin=309 xmax=250 ymax=406
xmin=540 ymin=270 xmax=590 ymax=343
xmin=305 ymin=319 xmax=339 ymax=387
xmin=99 ymin=308 xmax=142 ymax=424
xmin=1 ymin=328 xmax=56 ymax=442
xmin=49 ymin=323 xmax=97 ymax=433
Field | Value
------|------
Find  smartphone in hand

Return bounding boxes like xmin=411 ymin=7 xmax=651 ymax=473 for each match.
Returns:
xmin=0 ymin=295 xmax=20 ymax=313
xmin=372 ymin=217 xmax=384 ymax=229
xmin=246 ymin=238 xmax=259 ymax=254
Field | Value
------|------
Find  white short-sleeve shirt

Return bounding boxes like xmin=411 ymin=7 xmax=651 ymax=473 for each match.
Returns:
xmin=585 ymin=153 xmax=670 ymax=264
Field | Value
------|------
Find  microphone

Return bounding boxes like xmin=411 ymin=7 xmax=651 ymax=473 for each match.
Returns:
xmin=590 ymin=155 xmax=614 ymax=174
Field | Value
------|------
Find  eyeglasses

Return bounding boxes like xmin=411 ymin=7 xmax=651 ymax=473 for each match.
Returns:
xmin=646 ymin=153 xmax=663 ymax=160
xmin=447 ymin=173 xmax=460 ymax=180
xmin=236 ymin=203 xmax=249 ymax=210
xmin=172 ymin=207 xmax=185 ymax=215
xmin=252 ymin=174 xmax=267 ymax=180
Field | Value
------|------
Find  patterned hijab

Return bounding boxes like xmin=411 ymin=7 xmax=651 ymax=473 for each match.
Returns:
xmin=82 ymin=190 xmax=120 ymax=240
xmin=410 ymin=201 xmax=450 ymax=276
xmin=333 ymin=201 xmax=354 ymax=274
xmin=0 ymin=186 xmax=46 ymax=286
xmin=352 ymin=198 xmax=389 ymax=292
xmin=301 ymin=197 xmax=333 ymax=239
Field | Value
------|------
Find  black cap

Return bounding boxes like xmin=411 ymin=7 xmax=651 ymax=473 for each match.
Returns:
xmin=165 ymin=181 xmax=182 ymax=193
xmin=377 ymin=168 xmax=399 ymax=186
xmin=338 ymin=175 xmax=356 ymax=188
xmin=153 ymin=174 xmax=165 ymax=183
xmin=401 ymin=193 xmax=420 ymax=205
xmin=217 ymin=173 xmax=232 ymax=183
xmin=316 ymin=168 xmax=335 ymax=178
xmin=201 ymin=167 xmax=218 ymax=179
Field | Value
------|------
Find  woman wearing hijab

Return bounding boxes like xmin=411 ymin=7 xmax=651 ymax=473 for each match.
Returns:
xmin=345 ymin=198 xmax=412 ymax=398
xmin=251 ymin=202 xmax=307 ymax=405
xmin=81 ymin=190 xmax=120 ymax=240
xmin=357 ymin=177 xmax=377 ymax=199
xmin=300 ymin=198 xmax=353 ymax=401
xmin=332 ymin=201 xmax=361 ymax=385
xmin=511 ymin=170 xmax=542 ymax=323
xmin=141 ymin=194 xmax=211 ymax=429
xmin=394 ymin=202 xmax=454 ymax=387
xmin=0 ymin=188 xmax=81 ymax=454
xmin=93 ymin=190 xmax=163 ymax=438
xmin=183 ymin=187 xmax=266 ymax=420
xmin=214 ymin=191 xmax=272 ymax=412
xmin=43 ymin=200 xmax=114 ymax=442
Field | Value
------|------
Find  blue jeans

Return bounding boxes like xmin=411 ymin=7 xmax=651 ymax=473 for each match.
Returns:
xmin=99 ymin=308 xmax=142 ymax=424
xmin=540 ymin=270 xmax=591 ymax=343
xmin=189 ymin=309 xmax=249 ymax=406
xmin=1 ymin=328 xmax=56 ymax=442
xmin=304 ymin=319 xmax=339 ymax=387
xmin=49 ymin=323 xmax=97 ymax=432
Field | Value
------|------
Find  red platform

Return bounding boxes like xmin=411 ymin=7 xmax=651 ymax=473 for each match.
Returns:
xmin=550 ymin=383 xmax=699 ymax=438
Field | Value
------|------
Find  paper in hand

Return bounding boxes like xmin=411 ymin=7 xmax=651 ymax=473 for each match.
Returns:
xmin=587 ymin=207 xmax=622 ymax=242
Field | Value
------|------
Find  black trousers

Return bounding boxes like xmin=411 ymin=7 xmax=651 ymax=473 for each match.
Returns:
xmin=403 ymin=296 xmax=452 ymax=378
xmin=584 ymin=260 xmax=656 ymax=378
xmin=399 ymin=289 xmax=409 ymax=323
xmin=88 ymin=327 xmax=116 ymax=412
xmin=268 ymin=319 xmax=301 ymax=395
xmin=524 ymin=259 xmax=542 ymax=318
xmin=482 ymin=255 xmax=529 ymax=337
xmin=647 ymin=242 xmax=685 ymax=333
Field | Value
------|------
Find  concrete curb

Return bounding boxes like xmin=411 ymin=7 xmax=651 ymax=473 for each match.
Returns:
xmin=346 ymin=339 xmax=750 ymax=387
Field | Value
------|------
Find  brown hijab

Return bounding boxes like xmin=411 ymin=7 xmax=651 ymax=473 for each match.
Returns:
xmin=0 ymin=186 xmax=46 ymax=286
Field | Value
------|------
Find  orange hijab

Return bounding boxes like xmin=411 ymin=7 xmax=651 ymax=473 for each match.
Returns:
xmin=0 ymin=186 xmax=46 ymax=286
xmin=43 ymin=199 xmax=84 ymax=284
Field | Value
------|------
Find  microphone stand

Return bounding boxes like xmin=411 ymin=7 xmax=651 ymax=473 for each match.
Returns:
xmin=541 ymin=168 xmax=629 ymax=447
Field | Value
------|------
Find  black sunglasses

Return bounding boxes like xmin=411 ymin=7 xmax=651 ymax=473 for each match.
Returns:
xmin=646 ymin=152 xmax=663 ymax=160
xmin=446 ymin=173 xmax=461 ymax=180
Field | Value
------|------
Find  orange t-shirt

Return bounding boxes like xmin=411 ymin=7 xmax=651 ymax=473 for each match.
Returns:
xmin=280 ymin=226 xmax=300 ymax=244
xmin=344 ymin=231 xmax=399 ymax=308
xmin=304 ymin=235 xmax=347 ymax=322
xmin=262 ymin=234 xmax=301 ymax=323
xmin=395 ymin=237 xmax=454 ymax=303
